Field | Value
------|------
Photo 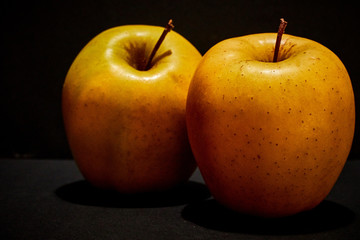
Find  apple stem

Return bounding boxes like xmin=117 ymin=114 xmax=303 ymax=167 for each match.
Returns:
xmin=273 ymin=18 xmax=288 ymax=62
xmin=144 ymin=19 xmax=174 ymax=70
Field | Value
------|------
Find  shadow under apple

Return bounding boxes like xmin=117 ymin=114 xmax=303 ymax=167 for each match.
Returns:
xmin=181 ymin=199 xmax=355 ymax=235
xmin=55 ymin=180 xmax=210 ymax=208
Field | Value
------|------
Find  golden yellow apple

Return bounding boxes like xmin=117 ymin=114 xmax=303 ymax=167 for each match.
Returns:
xmin=186 ymin=32 xmax=355 ymax=217
xmin=62 ymin=22 xmax=202 ymax=193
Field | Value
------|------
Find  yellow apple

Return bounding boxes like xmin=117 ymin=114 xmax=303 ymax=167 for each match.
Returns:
xmin=186 ymin=33 xmax=355 ymax=217
xmin=62 ymin=22 xmax=202 ymax=193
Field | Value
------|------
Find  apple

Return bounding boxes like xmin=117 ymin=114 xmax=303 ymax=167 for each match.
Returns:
xmin=186 ymin=20 xmax=355 ymax=217
xmin=62 ymin=20 xmax=202 ymax=193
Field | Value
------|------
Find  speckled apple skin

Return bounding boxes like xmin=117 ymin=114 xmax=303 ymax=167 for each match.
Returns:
xmin=186 ymin=33 xmax=355 ymax=217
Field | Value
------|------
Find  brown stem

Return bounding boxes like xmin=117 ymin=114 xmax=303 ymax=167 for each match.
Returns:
xmin=273 ymin=18 xmax=288 ymax=62
xmin=144 ymin=19 xmax=174 ymax=70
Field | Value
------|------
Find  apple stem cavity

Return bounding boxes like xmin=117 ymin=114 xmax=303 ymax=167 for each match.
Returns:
xmin=273 ymin=18 xmax=288 ymax=62
xmin=144 ymin=19 xmax=175 ymax=70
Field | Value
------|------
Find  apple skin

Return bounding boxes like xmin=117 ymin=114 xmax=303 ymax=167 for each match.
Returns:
xmin=186 ymin=33 xmax=355 ymax=217
xmin=62 ymin=25 xmax=202 ymax=193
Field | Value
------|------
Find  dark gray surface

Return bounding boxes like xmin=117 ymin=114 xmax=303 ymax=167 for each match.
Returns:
xmin=1 ymin=158 xmax=360 ymax=239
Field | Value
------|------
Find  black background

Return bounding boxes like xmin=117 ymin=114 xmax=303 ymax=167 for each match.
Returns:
xmin=1 ymin=0 xmax=359 ymax=159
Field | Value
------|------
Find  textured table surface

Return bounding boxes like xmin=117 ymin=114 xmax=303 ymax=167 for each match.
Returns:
xmin=1 ymin=158 xmax=359 ymax=240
